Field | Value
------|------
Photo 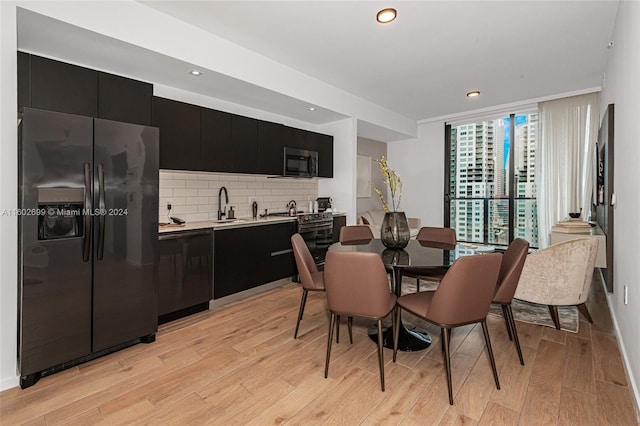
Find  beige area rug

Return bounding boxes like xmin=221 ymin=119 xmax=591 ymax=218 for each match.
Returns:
xmin=399 ymin=277 xmax=579 ymax=333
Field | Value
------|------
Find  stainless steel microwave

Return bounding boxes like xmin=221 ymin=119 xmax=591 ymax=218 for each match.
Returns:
xmin=284 ymin=147 xmax=318 ymax=177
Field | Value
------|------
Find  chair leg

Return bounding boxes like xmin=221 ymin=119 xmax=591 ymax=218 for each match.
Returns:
xmin=336 ymin=315 xmax=340 ymax=343
xmin=441 ymin=327 xmax=454 ymax=405
xmin=481 ymin=320 xmax=500 ymax=390
xmin=505 ymin=304 xmax=525 ymax=365
xmin=293 ymin=289 xmax=308 ymax=339
xmin=501 ymin=304 xmax=513 ymax=341
xmin=347 ymin=316 xmax=354 ymax=344
xmin=441 ymin=328 xmax=451 ymax=353
xmin=393 ymin=307 xmax=400 ymax=362
xmin=548 ymin=305 xmax=561 ymax=330
xmin=324 ymin=313 xmax=336 ymax=379
xmin=416 ymin=278 xmax=420 ymax=293
xmin=577 ymin=303 xmax=594 ymax=323
xmin=376 ymin=319 xmax=385 ymax=392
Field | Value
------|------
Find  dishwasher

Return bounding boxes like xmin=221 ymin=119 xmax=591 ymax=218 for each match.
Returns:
xmin=157 ymin=229 xmax=213 ymax=324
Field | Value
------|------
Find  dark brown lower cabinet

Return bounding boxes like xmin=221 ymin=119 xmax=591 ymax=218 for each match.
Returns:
xmin=158 ymin=229 xmax=213 ymax=323
xmin=214 ymin=222 xmax=296 ymax=299
xmin=332 ymin=215 xmax=346 ymax=243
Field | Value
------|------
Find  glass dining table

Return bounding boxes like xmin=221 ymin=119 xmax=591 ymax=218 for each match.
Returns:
xmin=328 ymin=239 xmax=480 ymax=351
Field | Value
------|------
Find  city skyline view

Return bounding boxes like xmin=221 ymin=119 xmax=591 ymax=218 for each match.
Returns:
xmin=448 ymin=113 xmax=539 ymax=248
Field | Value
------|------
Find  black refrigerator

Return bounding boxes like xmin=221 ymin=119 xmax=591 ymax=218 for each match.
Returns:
xmin=18 ymin=108 xmax=159 ymax=388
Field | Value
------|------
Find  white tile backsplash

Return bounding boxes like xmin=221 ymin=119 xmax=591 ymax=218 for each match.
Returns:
xmin=159 ymin=170 xmax=318 ymax=223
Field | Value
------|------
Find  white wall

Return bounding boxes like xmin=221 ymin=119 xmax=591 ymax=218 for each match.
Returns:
xmin=318 ymin=118 xmax=358 ymax=225
xmin=0 ymin=1 xmax=19 ymax=391
xmin=356 ymin=137 xmax=387 ymax=216
xmin=600 ymin=0 xmax=640 ymax=409
xmin=388 ymin=121 xmax=446 ymax=227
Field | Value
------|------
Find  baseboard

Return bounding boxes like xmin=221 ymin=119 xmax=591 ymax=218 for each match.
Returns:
xmin=0 ymin=374 xmax=19 ymax=392
xmin=210 ymin=277 xmax=294 ymax=308
xmin=602 ymin=273 xmax=640 ymax=419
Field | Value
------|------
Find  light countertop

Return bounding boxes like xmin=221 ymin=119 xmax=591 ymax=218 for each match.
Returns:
xmin=158 ymin=216 xmax=297 ymax=233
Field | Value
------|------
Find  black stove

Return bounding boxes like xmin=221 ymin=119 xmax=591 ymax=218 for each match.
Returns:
xmin=296 ymin=212 xmax=333 ymax=266
xmin=298 ymin=211 xmax=332 ymax=225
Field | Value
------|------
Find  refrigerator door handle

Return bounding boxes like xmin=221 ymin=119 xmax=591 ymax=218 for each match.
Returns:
xmin=83 ymin=162 xmax=92 ymax=262
xmin=97 ymin=163 xmax=105 ymax=260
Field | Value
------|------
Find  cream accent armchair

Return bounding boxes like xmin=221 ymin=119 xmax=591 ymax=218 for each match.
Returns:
xmin=514 ymin=238 xmax=598 ymax=329
xmin=358 ymin=210 xmax=421 ymax=239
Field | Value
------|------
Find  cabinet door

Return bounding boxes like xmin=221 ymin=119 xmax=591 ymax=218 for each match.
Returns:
xmin=332 ymin=215 xmax=346 ymax=243
xmin=259 ymin=222 xmax=297 ymax=283
xmin=290 ymin=127 xmax=317 ymax=151
xmin=257 ymin=120 xmax=288 ymax=175
xmin=98 ymin=72 xmax=152 ymax=125
xmin=17 ymin=52 xmax=30 ymax=113
xmin=201 ymin=107 xmax=233 ymax=172
xmin=231 ymin=115 xmax=258 ymax=173
xmin=152 ymin=97 xmax=202 ymax=171
xmin=214 ymin=222 xmax=296 ymax=298
xmin=30 ymin=55 xmax=98 ymax=117
xmin=317 ymin=133 xmax=334 ymax=178
xmin=158 ymin=230 xmax=213 ymax=318
xmin=214 ymin=226 xmax=262 ymax=298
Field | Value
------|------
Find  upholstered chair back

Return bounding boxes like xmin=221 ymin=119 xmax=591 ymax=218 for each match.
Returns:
xmin=426 ymin=253 xmax=502 ymax=326
xmin=514 ymin=238 xmax=598 ymax=306
xmin=494 ymin=238 xmax=530 ymax=304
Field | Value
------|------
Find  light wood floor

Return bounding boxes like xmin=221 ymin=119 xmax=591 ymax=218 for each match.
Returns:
xmin=1 ymin=272 xmax=638 ymax=425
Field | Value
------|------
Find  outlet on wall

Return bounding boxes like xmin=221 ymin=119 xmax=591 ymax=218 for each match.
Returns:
xmin=167 ymin=201 xmax=172 ymax=212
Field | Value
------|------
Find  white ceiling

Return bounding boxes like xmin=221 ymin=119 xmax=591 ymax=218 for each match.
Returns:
xmin=17 ymin=1 xmax=619 ymax=140
xmin=140 ymin=1 xmax=618 ymax=121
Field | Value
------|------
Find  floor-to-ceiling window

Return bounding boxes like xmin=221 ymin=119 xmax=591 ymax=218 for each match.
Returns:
xmin=445 ymin=112 xmax=539 ymax=249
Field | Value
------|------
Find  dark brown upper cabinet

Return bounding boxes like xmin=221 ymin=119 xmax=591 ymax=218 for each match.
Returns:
xmin=152 ymin=96 xmax=332 ymax=176
xmin=98 ymin=72 xmax=152 ymax=125
xmin=257 ymin=120 xmax=289 ymax=175
xmin=201 ymin=108 xmax=233 ymax=172
xmin=30 ymin=55 xmax=98 ymax=117
xmin=316 ymin=133 xmax=334 ymax=178
xmin=20 ymin=53 xmax=153 ymax=126
xmin=152 ymin=97 xmax=202 ymax=171
xmin=231 ymin=115 xmax=259 ymax=174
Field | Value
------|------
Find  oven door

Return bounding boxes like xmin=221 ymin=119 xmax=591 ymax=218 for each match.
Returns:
xmin=299 ymin=222 xmax=333 ymax=266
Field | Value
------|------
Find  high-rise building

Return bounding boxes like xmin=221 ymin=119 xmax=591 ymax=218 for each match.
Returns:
xmin=450 ymin=113 xmax=538 ymax=247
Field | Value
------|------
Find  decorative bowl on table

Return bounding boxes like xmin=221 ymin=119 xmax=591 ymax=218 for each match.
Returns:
xmin=568 ymin=212 xmax=581 ymax=219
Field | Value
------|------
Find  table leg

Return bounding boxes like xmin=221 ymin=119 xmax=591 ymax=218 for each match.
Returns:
xmin=368 ymin=265 xmax=432 ymax=351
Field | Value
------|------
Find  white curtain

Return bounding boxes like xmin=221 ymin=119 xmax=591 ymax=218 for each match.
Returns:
xmin=537 ymin=92 xmax=600 ymax=247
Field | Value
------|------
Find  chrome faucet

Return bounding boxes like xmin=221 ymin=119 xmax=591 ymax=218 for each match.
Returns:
xmin=218 ymin=186 xmax=229 ymax=220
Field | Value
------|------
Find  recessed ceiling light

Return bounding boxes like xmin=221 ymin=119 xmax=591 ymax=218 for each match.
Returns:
xmin=376 ymin=8 xmax=397 ymax=24
xmin=189 ymin=70 xmax=202 ymax=76
xmin=308 ymin=107 xmax=316 ymax=111
xmin=466 ymin=91 xmax=481 ymax=98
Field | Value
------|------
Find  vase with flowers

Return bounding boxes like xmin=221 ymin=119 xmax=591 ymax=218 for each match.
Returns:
xmin=371 ymin=156 xmax=410 ymax=248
